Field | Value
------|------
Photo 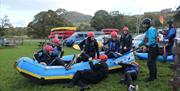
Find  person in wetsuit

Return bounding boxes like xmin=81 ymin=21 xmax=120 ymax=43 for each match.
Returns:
xmin=139 ymin=18 xmax=159 ymax=82
xmin=120 ymin=26 xmax=132 ymax=54
xmin=104 ymin=31 xmax=121 ymax=58
xmin=77 ymin=32 xmax=99 ymax=62
xmin=65 ymin=54 xmax=109 ymax=91
xmin=118 ymin=61 xmax=139 ymax=91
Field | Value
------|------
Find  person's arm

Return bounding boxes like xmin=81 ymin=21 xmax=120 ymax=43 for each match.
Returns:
xmin=165 ymin=28 xmax=176 ymax=39
xmin=116 ymin=40 xmax=121 ymax=52
xmin=89 ymin=61 xmax=100 ymax=71
xmin=103 ymin=39 xmax=110 ymax=46
xmin=78 ymin=39 xmax=85 ymax=51
xmin=118 ymin=63 xmax=134 ymax=68
xmin=95 ymin=40 xmax=100 ymax=58
xmin=126 ymin=35 xmax=132 ymax=50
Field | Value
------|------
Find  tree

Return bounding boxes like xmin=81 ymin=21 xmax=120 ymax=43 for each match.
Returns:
xmin=0 ymin=15 xmax=12 ymax=36
xmin=27 ymin=10 xmax=73 ymax=38
xmin=90 ymin=10 xmax=111 ymax=31
xmin=77 ymin=24 xmax=95 ymax=31
xmin=174 ymin=5 xmax=180 ymax=26
xmin=90 ymin=10 xmax=125 ymax=31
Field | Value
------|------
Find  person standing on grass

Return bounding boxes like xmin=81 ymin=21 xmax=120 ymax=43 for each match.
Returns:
xmin=163 ymin=20 xmax=176 ymax=61
xmin=120 ymin=26 xmax=132 ymax=54
xmin=139 ymin=18 xmax=159 ymax=82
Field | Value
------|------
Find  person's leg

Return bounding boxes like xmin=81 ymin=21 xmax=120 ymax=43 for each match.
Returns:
xmin=34 ymin=54 xmax=41 ymax=62
xmin=65 ymin=71 xmax=84 ymax=88
xmin=147 ymin=47 xmax=158 ymax=81
xmin=147 ymin=47 xmax=155 ymax=80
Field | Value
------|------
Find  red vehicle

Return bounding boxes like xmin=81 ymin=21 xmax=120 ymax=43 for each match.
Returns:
xmin=48 ymin=27 xmax=76 ymax=39
xmin=101 ymin=28 xmax=120 ymax=34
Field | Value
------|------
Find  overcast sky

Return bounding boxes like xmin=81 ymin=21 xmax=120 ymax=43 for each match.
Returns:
xmin=0 ymin=0 xmax=179 ymax=27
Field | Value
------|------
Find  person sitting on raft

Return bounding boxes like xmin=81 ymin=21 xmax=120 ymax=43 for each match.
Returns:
xmin=34 ymin=44 xmax=67 ymax=66
xmin=77 ymin=32 xmax=99 ymax=63
xmin=120 ymin=26 xmax=132 ymax=54
xmin=64 ymin=54 xmax=109 ymax=91
xmin=50 ymin=38 xmax=64 ymax=58
xmin=103 ymin=31 xmax=121 ymax=58
xmin=117 ymin=61 xmax=139 ymax=91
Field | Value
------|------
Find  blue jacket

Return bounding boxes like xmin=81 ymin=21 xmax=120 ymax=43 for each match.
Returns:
xmin=165 ymin=27 xmax=176 ymax=40
xmin=140 ymin=26 xmax=158 ymax=47
xmin=104 ymin=39 xmax=120 ymax=52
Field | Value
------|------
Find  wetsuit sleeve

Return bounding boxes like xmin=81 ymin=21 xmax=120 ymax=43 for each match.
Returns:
xmin=89 ymin=61 xmax=101 ymax=71
xmin=118 ymin=63 xmax=134 ymax=68
xmin=127 ymin=35 xmax=132 ymax=50
xmin=79 ymin=40 xmax=85 ymax=51
xmin=116 ymin=40 xmax=121 ymax=52
xmin=165 ymin=28 xmax=176 ymax=39
xmin=103 ymin=39 xmax=110 ymax=46
xmin=95 ymin=40 xmax=100 ymax=58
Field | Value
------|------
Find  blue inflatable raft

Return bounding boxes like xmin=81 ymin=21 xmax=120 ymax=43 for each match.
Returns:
xmin=136 ymin=52 xmax=174 ymax=62
xmin=15 ymin=52 xmax=135 ymax=82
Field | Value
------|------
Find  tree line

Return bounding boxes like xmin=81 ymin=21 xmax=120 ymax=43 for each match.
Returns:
xmin=0 ymin=6 xmax=180 ymax=38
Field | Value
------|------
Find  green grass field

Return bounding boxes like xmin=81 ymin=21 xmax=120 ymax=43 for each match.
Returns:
xmin=0 ymin=41 xmax=173 ymax=91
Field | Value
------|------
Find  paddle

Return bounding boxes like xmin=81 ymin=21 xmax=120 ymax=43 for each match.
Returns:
xmin=65 ymin=50 xmax=90 ymax=70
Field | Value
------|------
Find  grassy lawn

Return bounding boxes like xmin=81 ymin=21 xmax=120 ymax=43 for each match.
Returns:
xmin=0 ymin=41 xmax=173 ymax=91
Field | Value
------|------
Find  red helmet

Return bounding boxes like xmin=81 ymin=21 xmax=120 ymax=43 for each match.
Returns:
xmin=87 ymin=32 xmax=95 ymax=37
xmin=53 ymin=38 xmax=59 ymax=44
xmin=123 ymin=26 xmax=129 ymax=31
xmin=110 ymin=31 xmax=118 ymax=38
xmin=99 ymin=54 xmax=108 ymax=62
xmin=44 ymin=45 xmax=53 ymax=52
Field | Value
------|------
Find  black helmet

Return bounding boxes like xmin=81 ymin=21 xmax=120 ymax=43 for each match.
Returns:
xmin=167 ymin=20 xmax=174 ymax=24
xmin=142 ymin=18 xmax=151 ymax=25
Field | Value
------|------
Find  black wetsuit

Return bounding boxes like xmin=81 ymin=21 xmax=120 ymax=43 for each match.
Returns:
xmin=69 ymin=61 xmax=108 ymax=87
xmin=78 ymin=38 xmax=99 ymax=62
xmin=120 ymin=34 xmax=132 ymax=54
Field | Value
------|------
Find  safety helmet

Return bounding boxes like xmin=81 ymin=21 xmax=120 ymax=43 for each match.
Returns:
xmin=44 ymin=45 xmax=53 ymax=52
xmin=123 ymin=26 xmax=129 ymax=31
xmin=142 ymin=18 xmax=151 ymax=25
xmin=110 ymin=31 xmax=118 ymax=38
xmin=99 ymin=54 xmax=108 ymax=62
xmin=53 ymin=38 xmax=59 ymax=44
xmin=87 ymin=32 xmax=95 ymax=37
xmin=167 ymin=20 xmax=174 ymax=24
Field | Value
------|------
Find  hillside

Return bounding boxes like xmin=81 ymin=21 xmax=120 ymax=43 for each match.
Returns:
xmin=62 ymin=11 xmax=92 ymax=25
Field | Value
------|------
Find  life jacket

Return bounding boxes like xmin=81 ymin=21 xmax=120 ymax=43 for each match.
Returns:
xmin=108 ymin=39 xmax=120 ymax=52
xmin=84 ymin=39 xmax=97 ymax=57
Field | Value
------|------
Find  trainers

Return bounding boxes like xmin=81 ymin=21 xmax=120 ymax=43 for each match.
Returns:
xmin=128 ymin=84 xmax=138 ymax=91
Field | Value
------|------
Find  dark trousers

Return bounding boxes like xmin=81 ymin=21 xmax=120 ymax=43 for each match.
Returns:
xmin=105 ymin=50 xmax=120 ymax=58
xmin=147 ymin=46 xmax=158 ymax=79
xmin=70 ymin=70 xmax=102 ymax=87
xmin=124 ymin=71 xmax=137 ymax=85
